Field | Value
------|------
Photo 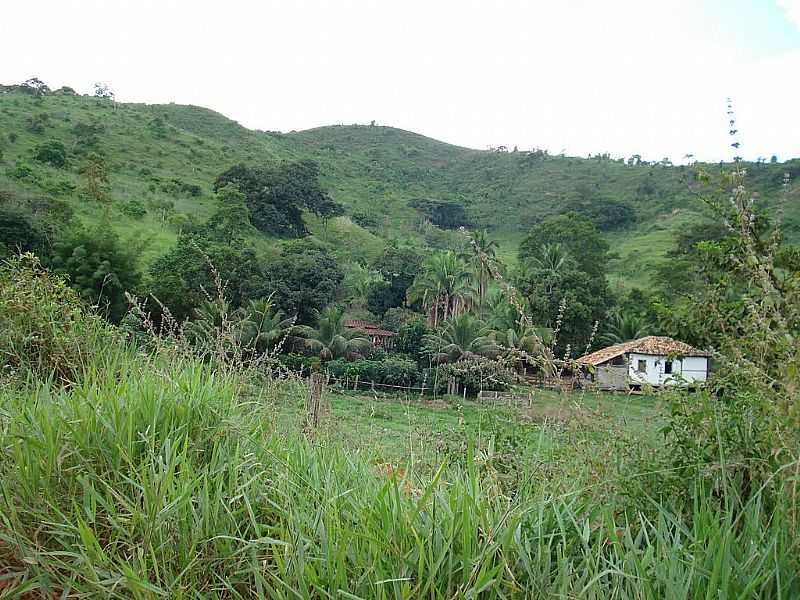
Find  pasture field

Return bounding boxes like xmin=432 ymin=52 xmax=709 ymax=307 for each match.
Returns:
xmin=0 ymin=350 xmax=797 ymax=598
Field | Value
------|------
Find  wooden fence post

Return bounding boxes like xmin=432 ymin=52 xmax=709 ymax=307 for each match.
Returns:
xmin=305 ymin=372 xmax=326 ymax=433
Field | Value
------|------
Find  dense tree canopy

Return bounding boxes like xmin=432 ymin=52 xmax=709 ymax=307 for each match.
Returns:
xmin=49 ymin=224 xmax=141 ymax=322
xmin=214 ymin=160 xmax=336 ymax=237
xmin=366 ymin=244 xmax=423 ymax=315
xmin=519 ymin=213 xmax=609 ymax=279
xmin=258 ymin=240 xmax=344 ymax=325
xmin=147 ymin=186 xmax=263 ymax=321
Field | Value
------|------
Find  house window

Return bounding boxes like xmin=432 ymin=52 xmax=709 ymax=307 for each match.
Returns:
xmin=637 ymin=359 xmax=647 ymax=373
xmin=664 ymin=360 xmax=673 ymax=374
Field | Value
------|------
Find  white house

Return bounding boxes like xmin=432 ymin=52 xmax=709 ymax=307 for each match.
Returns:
xmin=577 ymin=336 xmax=709 ymax=391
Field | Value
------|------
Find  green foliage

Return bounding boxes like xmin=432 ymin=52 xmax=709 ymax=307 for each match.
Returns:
xmin=49 ymin=223 xmax=142 ymax=322
xmin=435 ymin=357 xmax=517 ymax=395
xmin=293 ymin=305 xmax=370 ymax=360
xmin=119 ymin=198 xmax=147 ymax=219
xmin=80 ymin=152 xmax=110 ymax=203
xmin=381 ymin=306 xmax=422 ymax=331
xmin=409 ymin=197 xmax=471 ymax=229
xmin=520 ymin=212 xmax=609 ymax=279
xmin=2 ymin=349 xmax=797 ymax=596
xmin=660 ymin=165 xmax=800 ymax=502
xmin=72 ymin=120 xmax=105 ymax=154
xmin=366 ymin=244 xmax=423 ymax=315
xmin=26 ymin=111 xmax=50 ymax=134
xmin=161 ymin=177 xmax=202 ymax=197
xmin=424 ymin=313 xmax=498 ymax=363
xmin=325 ymin=355 xmax=420 ymax=387
xmin=260 ymin=240 xmax=344 ymax=324
xmin=147 ymin=185 xmax=263 ymax=321
xmin=0 ymin=195 xmax=55 ymax=257
xmin=517 ymin=240 xmax=609 ymax=355
xmin=395 ymin=318 xmax=429 ymax=364
xmin=407 ymin=250 xmax=473 ymax=326
xmin=236 ymin=295 xmax=295 ymax=355
xmin=380 ymin=356 xmax=420 ymax=386
xmin=280 ymin=351 xmax=320 ymax=375
xmin=0 ymin=254 xmax=117 ymax=384
xmin=214 ymin=160 xmax=335 ymax=237
xmin=33 ymin=139 xmax=68 ymax=167
xmin=598 ymin=309 xmax=651 ymax=345
xmin=8 ymin=161 xmax=39 ymax=183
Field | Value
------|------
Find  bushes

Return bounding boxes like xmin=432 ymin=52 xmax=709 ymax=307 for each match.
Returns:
xmin=33 ymin=139 xmax=68 ymax=167
xmin=0 ymin=254 xmax=118 ymax=384
xmin=381 ymin=356 xmax=419 ymax=386
xmin=435 ymin=357 xmax=518 ymax=395
xmin=323 ymin=356 xmax=421 ymax=388
xmin=119 ymin=198 xmax=148 ymax=219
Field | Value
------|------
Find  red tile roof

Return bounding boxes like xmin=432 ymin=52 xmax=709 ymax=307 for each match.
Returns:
xmin=577 ymin=336 xmax=709 ymax=366
xmin=344 ymin=320 xmax=396 ymax=337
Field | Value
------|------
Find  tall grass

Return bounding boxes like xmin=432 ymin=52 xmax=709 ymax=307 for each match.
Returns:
xmin=1 ymin=346 xmax=797 ymax=598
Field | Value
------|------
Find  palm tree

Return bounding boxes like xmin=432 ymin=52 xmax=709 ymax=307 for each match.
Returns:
xmin=184 ymin=298 xmax=234 ymax=350
xmin=236 ymin=295 xmax=295 ymax=355
xmin=343 ymin=263 xmax=384 ymax=310
xmin=490 ymin=322 xmax=550 ymax=373
xmin=599 ymin=310 xmax=651 ymax=346
xmin=530 ymin=243 xmax=571 ymax=276
xmin=464 ymin=230 xmax=499 ymax=304
xmin=293 ymin=306 xmax=371 ymax=360
xmin=407 ymin=251 xmax=474 ymax=327
xmin=424 ymin=313 xmax=498 ymax=363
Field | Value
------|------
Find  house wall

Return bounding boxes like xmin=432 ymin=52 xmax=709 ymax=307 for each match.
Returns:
xmin=594 ymin=365 xmax=629 ymax=390
xmin=627 ymin=353 xmax=708 ymax=386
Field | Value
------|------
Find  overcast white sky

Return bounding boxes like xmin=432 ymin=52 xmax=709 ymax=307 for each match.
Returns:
xmin=2 ymin=1 xmax=799 ymax=162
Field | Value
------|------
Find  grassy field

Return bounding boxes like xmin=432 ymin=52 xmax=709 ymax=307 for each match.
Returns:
xmin=270 ymin=386 xmax=662 ymax=469
xmin=0 ymin=337 xmax=797 ymax=597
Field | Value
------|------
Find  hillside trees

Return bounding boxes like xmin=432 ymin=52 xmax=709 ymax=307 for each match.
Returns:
xmin=407 ymin=250 xmax=474 ymax=327
xmin=257 ymin=240 xmax=344 ymax=325
xmin=49 ymin=222 xmax=142 ymax=322
xmin=366 ymin=243 xmax=423 ymax=315
xmin=518 ymin=215 xmax=611 ymax=355
xmin=409 ymin=198 xmax=471 ymax=229
xmin=214 ymin=160 xmax=337 ymax=237
xmin=463 ymin=230 xmax=498 ymax=304
xmin=148 ymin=185 xmax=264 ymax=321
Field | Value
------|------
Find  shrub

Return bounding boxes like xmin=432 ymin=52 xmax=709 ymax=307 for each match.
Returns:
xmin=382 ymin=307 xmax=422 ymax=331
xmin=26 ymin=112 xmax=49 ymax=134
xmin=381 ymin=356 xmax=419 ymax=386
xmin=8 ymin=161 xmax=39 ymax=183
xmin=33 ymin=139 xmax=68 ymax=167
xmin=0 ymin=254 xmax=118 ymax=384
xmin=281 ymin=352 xmax=320 ymax=376
xmin=120 ymin=199 xmax=148 ymax=219
xmin=42 ymin=177 xmax=76 ymax=196
xmin=50 ymin=224 xmax=142 ymax=322
xmin=435 ymin=357 xmax=517 ymax=396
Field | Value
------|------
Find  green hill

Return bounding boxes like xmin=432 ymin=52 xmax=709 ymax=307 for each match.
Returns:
xmin=1 ymin=88 xmax=798 ymax=288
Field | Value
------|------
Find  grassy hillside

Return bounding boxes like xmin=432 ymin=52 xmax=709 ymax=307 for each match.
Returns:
xmin=1 ymin=89 xmax=798 ymax=287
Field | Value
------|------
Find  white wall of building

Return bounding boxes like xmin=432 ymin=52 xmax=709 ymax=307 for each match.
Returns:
xmin=627 ymin=353 xmax=708 ymax=386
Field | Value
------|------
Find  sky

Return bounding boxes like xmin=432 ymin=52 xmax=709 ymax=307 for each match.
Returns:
xmin=2 ymin=0 xmax=799 ymax=163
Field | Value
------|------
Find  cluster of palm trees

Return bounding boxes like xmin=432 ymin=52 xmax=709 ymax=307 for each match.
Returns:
xmin=184 ymin=298 xmax=371 ymax=361
xmin=405 ymin=231 xmax=554 ymax=372
xmin=406 ymin=231 xmax=500 ymax=328
xmin=422 ymin=291 xmax=550 ymax=372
